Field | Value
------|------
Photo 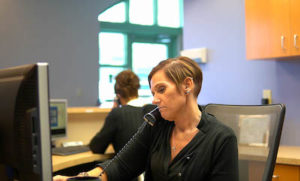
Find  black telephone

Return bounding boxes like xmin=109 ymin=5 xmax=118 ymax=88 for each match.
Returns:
xmin=143 ymin=107 xmax=160 ymax=126
xmin=113 ymin=97 xmax=122 ymax=107
xmin=116 ymin=98 xmax=121 ymax=106
xmin=98 ymin=106 xmax=161 ymax=178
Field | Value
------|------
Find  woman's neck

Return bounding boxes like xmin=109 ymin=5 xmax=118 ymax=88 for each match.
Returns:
xmin=173 ymin=101 xmax=201 ymax=132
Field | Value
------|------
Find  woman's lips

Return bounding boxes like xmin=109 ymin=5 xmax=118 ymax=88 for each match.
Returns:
xmin=159 ymin=107 xmax=166 ymax=112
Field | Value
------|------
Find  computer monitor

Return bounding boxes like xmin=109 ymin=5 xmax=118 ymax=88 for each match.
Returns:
xmin=50 ymin=99 xmax=68 ymax=140
xmin=0 ymin=63 xmax=52 ymax=180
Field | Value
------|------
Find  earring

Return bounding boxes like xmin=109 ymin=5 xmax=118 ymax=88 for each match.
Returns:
xmin=185 ymin=89 xmax=190 ymax=95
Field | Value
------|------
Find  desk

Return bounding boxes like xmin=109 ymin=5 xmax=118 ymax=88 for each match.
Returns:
xmin=54 ymin=107 xmax=111 ymax=148
xmin=51 ymin=146 xmax=300 ymax=181
xmin=53 ymin=107 xmax=300 ymax=180
xmin=273 ymin=146 xmax=300 ymax=181
xmin=51 ymin=146 xmax=299 ymax=170
xmin=52 ymin=107 xmax=114 ymax=173
xmin=52 ymin=151 xmax=114 ymax=172
xmin=276 ymin=146 xmax=300 ymax=165
xmin=236 ymin=146 xmax=300 ymax=181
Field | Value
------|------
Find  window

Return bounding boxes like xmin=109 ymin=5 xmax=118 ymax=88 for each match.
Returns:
xmin=98 ymin=0 xmax=183 ymax=106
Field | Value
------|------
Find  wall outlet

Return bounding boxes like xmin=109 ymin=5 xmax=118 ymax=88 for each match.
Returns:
xmin=76 ymin=88 xmax=83 ymax=97
xmin=263 ymin=89 xmax=272 ymax=104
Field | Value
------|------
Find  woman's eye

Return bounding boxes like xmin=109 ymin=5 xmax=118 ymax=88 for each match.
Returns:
xmin=158 ymin=87 xmax=165 ymax=93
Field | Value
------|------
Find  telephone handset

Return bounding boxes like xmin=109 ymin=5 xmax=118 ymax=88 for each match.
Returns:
xmin=98 ymin=106 xmax=161 ymax=178
xmin=143 ymin=107 xmax=160 ymax=126
xmin=116 ymin=98 xmax=121 ymax=106
xmin=113 ymin=97 xmax=122 ymax=108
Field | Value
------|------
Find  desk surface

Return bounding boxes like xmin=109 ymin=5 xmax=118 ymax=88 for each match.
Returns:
xmin=52 ymin=151 xmax=114 ymax=172
xmin=68 ymin=107 xmax=111 ymax=115
xmin=238 ymin=145 xmax=300 ymax=165
xmin=276 ymin=146 xmax=300 ymax=165
xmin=52 ymin=146 xmax=300 ymax=172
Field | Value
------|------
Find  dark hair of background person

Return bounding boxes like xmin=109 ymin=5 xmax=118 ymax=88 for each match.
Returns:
xmin=148 ymin=56 xmax=203 ymax=97
xmin=114 ymin=70 xmax=140 ymax=99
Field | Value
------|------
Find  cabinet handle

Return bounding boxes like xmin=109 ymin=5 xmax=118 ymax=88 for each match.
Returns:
xmin=294 ymin=34 xmax=299 ymax=49
xmin=272 ymin=175 xmax=279 ymax=178
xmin=281 ymin=35 xmax=285 ymax=50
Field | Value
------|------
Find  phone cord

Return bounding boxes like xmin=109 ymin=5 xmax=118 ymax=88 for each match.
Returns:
xmin=99 ymin=121 xmax=148 ymax=177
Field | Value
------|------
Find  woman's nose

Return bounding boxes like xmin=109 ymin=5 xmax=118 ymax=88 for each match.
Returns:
xmin=152 ymin=96 xmax=160 ymax=104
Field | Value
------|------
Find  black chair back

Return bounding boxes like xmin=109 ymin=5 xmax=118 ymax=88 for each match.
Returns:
xmin=204 ymin=104 xmax=286 ymax=181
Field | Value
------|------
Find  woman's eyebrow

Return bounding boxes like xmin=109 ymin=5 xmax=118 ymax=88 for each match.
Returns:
xmin=151 ymin=81 xmax=168 ymax=92
xmin=152 ymin=83 xmax=163 ymax=90
xmin=153 ymin=81 xmax=166 ymax=87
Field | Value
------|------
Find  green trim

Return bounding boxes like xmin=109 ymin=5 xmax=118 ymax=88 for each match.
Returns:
xmin=124 ymin=34 xmax=129 ymax=67
xmin=98 ymin=0 xmax=183 ymax=102
xmin=100 ymin=22 xmax=182 ymax=36
xmin=125 ymin=0 xmax=129 ymax=23
xmin=99 ymin=64 xmax=128 ymax=68
xmin=179 ymin=0 xmax=184 ymax=27
xmin=153 ymin=0 xmax=158 ymax=25
xmin=127 ymin=34 xmax=133 ymax=69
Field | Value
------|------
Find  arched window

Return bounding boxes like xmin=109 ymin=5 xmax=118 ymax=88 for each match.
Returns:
xmin=98 ymin=0 xmax=183 ymax=106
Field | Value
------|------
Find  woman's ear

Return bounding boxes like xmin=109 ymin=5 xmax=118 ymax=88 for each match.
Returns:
xmin=181 ymin=77 xmax=194 ymax=95
xmin=184 ymin=77 xmax=193 ymax=89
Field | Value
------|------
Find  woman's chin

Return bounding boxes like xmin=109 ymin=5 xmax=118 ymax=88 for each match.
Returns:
xmin=161 ymin=112 xmax=173 ymax=122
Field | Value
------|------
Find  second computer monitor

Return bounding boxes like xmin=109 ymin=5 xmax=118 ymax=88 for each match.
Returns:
xmin=50 ymin=99 xmax=68 ymax=139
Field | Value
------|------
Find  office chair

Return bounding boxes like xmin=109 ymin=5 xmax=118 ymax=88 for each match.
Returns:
xmin=203 ymin=104 xmax=285 ymax=181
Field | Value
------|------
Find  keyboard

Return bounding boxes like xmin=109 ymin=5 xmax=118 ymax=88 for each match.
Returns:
xmin=52 ymin=145 xmax=90 ymax=156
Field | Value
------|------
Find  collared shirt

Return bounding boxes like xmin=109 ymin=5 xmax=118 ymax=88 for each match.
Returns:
xmin=127 ymin=98 xmax=147 ymax=107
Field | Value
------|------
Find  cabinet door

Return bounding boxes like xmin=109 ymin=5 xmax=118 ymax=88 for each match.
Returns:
xmin=268 ymin=0 xmax=291 ymax=58
xmin=245 ymin=0 xmax=272 ymax=59
xmin=245 ymin=0 xmax=290 ymax=59
xmin=273 ymin=164 xmax=300 ymax=181
xmin=290 ymin=0 xmax=300 ymax=56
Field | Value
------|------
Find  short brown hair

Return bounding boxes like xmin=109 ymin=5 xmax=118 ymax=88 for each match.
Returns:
xmin=148 ymin=56 xmax=203 ymax=97
xmin=114 ymin=70 xmax=140 ymax=99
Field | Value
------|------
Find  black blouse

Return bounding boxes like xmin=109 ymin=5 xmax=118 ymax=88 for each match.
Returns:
xmin=99 ymin=105 xmax=239 ymax=181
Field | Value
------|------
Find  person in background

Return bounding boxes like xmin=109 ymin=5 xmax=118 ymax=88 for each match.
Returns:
xmin=54 ymin=56 xmax=238 ymax=181
xmin=89 ymin=69 xmax=151 ymax=154
xmin=90 ymin=70 xmax=153 ymax=181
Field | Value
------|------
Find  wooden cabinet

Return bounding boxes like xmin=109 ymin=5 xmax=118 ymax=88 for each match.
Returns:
xmin=272 ymin=164 xmax=300 ymax=181
xmin=290 ymin=0 xmax=300 ymax=56
xmin=245 ymin=0 xmax=300 ymax=59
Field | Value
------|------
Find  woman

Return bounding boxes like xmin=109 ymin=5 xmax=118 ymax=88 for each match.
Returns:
xmin=54 ymin=56 xmax=238 ymax=181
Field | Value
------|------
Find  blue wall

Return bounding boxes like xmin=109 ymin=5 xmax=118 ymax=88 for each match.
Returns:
xmin=184 ymin=0 xmax=300 ymax=146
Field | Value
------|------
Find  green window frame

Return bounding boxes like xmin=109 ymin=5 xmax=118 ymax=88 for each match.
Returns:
xmin=98 ymin=0 xmax=183 ymax=105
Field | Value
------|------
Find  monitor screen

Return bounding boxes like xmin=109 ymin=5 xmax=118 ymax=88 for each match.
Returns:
xmin=0 ymin=63 xmax=52 ymax=180
xmin=50 ymin=99 xmax=68 ymax=139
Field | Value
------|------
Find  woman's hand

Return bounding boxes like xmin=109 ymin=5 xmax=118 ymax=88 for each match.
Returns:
xmin=53 ymin=167 xmax=107 ymax=181
xmin=53 ymin=175 xmax=71 ymax=181
xmin=87 ymin=167 xmax=108 ymax=181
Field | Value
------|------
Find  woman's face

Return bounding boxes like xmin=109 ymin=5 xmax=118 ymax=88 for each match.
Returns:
xmin=150 ymin=70 xmax=186 ymax=121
